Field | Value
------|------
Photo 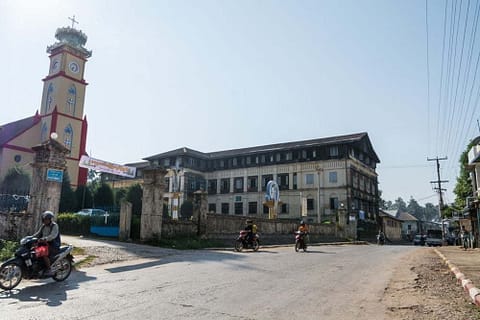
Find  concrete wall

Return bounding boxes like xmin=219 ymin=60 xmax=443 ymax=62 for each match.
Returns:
xmin=159 ymin=214 xmax=356 ymax=245
xmin=0 ymin=212 xmax=33 ymax=240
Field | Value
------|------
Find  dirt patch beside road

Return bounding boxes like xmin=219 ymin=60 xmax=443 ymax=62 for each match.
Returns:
xmin=383 ymin=248 xmax=480 ymax=319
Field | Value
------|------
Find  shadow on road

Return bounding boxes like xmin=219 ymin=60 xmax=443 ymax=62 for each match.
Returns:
xmin=0 ymin=269 xmax=96 ymax=306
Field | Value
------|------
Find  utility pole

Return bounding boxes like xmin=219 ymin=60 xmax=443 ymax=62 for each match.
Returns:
xmin=428 ymin=156 xmax=448 ymax=241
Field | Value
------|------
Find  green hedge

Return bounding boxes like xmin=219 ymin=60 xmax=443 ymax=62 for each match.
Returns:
xmin=57 ymin=213 xmax=90 ymax=236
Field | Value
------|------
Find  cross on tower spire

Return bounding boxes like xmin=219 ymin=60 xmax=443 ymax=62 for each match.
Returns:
xmin=68 ymin=15 xmax=79 ymax=28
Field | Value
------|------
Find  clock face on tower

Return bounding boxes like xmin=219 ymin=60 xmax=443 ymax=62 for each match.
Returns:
xmin=68 ymin=61 xmax=80 ymax=73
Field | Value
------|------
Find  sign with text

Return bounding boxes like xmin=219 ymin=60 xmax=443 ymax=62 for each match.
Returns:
xmin=79 ymin=155 xmax=136 ymax=178
xmin=46 ymin=168 xmax=64 ymax=183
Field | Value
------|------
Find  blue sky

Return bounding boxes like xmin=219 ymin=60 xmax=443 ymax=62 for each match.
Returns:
xmin=1 ymin=0 xmax=477 ymax=206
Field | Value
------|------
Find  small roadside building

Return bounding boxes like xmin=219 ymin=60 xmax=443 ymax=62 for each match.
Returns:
xmin=396 ymin=211 xmax=419 ymax=241
xmin=379 ymin=209 xmax=403 ymax=241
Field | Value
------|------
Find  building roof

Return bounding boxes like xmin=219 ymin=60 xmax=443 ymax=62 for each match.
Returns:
xmin=144 ymin=132 xmax=380 ymax=162
xmin=396 ymin=211 xmax=418 ymax=221
xmin=379 ymin=209 xmax=403 ymax=222
xmin=0 ymin=114 xmax=40 ymax=146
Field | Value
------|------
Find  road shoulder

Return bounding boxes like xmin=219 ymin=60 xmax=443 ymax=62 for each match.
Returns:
xmin=383 ymin=248 xmax=480 ymax=320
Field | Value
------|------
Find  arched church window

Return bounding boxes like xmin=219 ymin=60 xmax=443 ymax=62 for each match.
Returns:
xmin=45 ymin=83 xmax=54 ymax=112
xmin=41 ymin=122 xmax=48 ymax=142
xmin=63 ymin=124 xmax=73 ymax=152
xmin=66 ymin=85 xmax=76 ymax=115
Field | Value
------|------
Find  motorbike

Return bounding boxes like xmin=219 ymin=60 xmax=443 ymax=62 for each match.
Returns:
xmin=0 ymin=236 xmax=74 ymax=290
xmin=295 ymin=231 xmax=308 ymax=252
xmin=234 ymin=230 xmax=260 ymax=252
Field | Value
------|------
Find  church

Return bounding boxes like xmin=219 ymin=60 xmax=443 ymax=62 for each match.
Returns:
xmin=0 ymin=21 xmax=91 ymax=188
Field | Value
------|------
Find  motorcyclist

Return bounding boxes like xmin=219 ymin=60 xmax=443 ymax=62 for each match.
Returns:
xmin=298 ymin=220 xmax=309 ymax=234
xmin=377 ymin=230 xmax=385 ymax=244
xmin=244 ymin=219 xmax=257 ymax=244
xmin=31 ymin=211 xmax=61 ymax=276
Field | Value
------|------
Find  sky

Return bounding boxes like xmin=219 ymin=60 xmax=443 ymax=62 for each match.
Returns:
xmin=0 ymin=0 xmax=478 ymax=206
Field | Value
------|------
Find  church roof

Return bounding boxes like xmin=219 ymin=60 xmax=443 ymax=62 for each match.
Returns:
xmin=0 ymin=115 xmax=40 ymax=146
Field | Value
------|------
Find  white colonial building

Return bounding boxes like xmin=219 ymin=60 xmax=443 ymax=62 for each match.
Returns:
xmin=136 ymin=132 xmax=380 ymax=223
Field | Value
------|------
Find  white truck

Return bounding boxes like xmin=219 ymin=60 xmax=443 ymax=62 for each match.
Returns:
xmin=426 ymin=229 xmax=443 ymax=247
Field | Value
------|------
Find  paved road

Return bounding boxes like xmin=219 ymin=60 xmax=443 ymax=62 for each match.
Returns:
xmin=0 ymin=241 xmax=415 ymax=320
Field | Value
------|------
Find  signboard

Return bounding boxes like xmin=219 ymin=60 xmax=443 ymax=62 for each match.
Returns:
xmin=46 ymin=168 xmax=64 ymax=182
xmin=79 ymin=155 xmax=136 ymax=178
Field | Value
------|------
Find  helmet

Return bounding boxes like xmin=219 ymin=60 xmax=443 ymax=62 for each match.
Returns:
xmin=41 ymin=211 xmax=54 ymax=220
xmin=300 ymin=220 xmax=305 ymax=225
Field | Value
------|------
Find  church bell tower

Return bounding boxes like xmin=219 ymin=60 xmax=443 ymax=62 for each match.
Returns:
xmin=39 ymin=17 xmax=92 ymax=187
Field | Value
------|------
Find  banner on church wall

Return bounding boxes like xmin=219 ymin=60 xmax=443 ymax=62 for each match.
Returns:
xmin=79 ymin=155 xmax=136 ymax=178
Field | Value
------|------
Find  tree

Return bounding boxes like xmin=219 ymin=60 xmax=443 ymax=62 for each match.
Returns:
xmin=0 ymin=167 xmax=30 ymax=193
xmin=94 ymin=183 xmax=114 ymax=208
xmin=391 ymin=197 xmax=407 ymax=212
xmin=74 ymin=185 xmax=93 ymax=210
xmin=114 ymin=188 xmax=127 ymax=207
xmin=424 ymin=202 xmax=439 ymax=222
xmin=407 ymin=197 xmax=425 ymax=221
xmin=454 ymin=142 xmax=474 ymax=210
xmin=126 ymin=184 xmax=143 ymax=215
xmin=59 ymin=171 xmax=76 ymax=212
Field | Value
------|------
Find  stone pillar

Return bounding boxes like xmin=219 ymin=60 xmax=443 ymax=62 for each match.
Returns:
xmin=193 ymin=189 xmax=208 ymax=237
xmin=119 ymin=200 xmax=132 ymax=241
xmin=27 ymin=139 xmax=68 ymax=233
xmin=140 ymin=168 xmax=167 ymax=241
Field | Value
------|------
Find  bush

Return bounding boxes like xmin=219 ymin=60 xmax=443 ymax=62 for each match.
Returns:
xmin=57 ymin=213 xmax=90 ymax=236
xmin=0 ymin=240 xmax=18 ymax=262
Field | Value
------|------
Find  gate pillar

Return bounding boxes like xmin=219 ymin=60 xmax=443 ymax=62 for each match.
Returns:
xmin=140 ymin=167 xmax=167 ymax=241
xmin=27 ymin=138 xmax=69 ymax=233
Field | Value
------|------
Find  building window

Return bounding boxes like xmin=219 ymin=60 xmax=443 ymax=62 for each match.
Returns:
xmin=14 ymin=155 xmax=21 ymax=163
xmin=220 ymin=178 xmax=230 ymax=194
xmin=208 ymin=203 xmax=216 ymax=213
xmin=329 ymin=172 xmax=338 ymax=183
xmin=305 ymin=174 xmax=314 ymax=185
xmin=286 ymin=152 xmax=292 ymax=160
xmin=248 ymin=202 xmax=257 ymax=214
xmin=329 ymin=146 xmax=339 ymax=157
xmin=234 ymin=202 xmax=243 ymax=215
xmin=277 ymin=174 xmax=289 ymax=190
xmin=233 ymin=158 xmax=238 ymax=166
xmin=66 ymin=85 xmax=76 ymax=115
xmin=45 ymin=83 xmax=54 ymax=112
xmin=263 ymin=204 xmax=269 ymax=214
xmin=247 ymin=176 xmax=258 ymax=192
xmin=261 ymin=155 xmax=266 ymax=163
xmin=280 ymin=203 xmax=288 ymax=214
xmin=307 ymin=198 xmax=314 ymax=210
xmin=329 ymin=197 xmax=338 ymax=210
xmin=246 ymin=157 xmax=251 ymax=165
xmin=262 ymin=174 xmax=273 ymax=191
xmin=234 ymin=177 xmax=244 ymax=193
xmin=302 ymin=150 xmax=307 ymax=159
xmin=208 ymin=179 xmax=217 ymax=194
xmin=276 ymin=153 xmax=281 ymax=162
xmin=221 ymin=203 xmax=229 ymax=214
xmin=63 ymin=124 xmax=73 ymax=151
xmin=293 ymin=173 xmax=298 ymax=189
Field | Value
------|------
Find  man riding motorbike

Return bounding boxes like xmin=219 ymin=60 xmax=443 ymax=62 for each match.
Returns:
xmin=244 ymin=219 xmax=257 ymax=245
xmin=31 ymin=211 xmax=61 ymax=276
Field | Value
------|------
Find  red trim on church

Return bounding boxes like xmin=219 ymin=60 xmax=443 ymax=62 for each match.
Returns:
xmin=42 ymin=71 xmax=88 ymax=86
xmin=50 ymin=107 xmax=58 ymax=133
xmin=77 ymin=116 xmax=88 ymax=186
xmin=3 ymin=144 xmax=35 ymax=153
